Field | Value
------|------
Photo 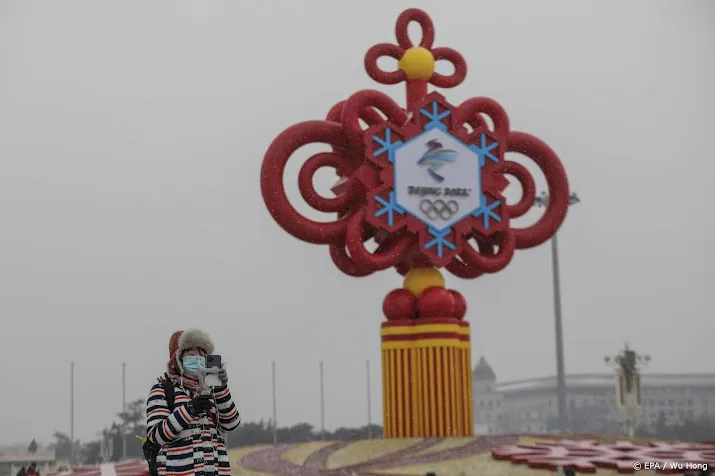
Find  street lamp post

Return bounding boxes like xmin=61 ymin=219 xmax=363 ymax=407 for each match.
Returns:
xmin=122 ymin=362 xmax=127 ymax=460
xmin=70 ymin=361 xmax=75 ymax=466
xmin=534 ymin=191 xmax=580 ymax=434
xmin=605 ymin=344 xmax=650 ymax=438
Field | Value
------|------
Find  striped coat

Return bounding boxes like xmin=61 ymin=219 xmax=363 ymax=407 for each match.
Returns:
xmin=146 ymin=373 xmax=241 ymax=476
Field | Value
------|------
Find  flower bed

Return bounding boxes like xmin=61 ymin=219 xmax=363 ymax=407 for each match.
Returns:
xmin=229 ymin=435 xmax=710 ymax=475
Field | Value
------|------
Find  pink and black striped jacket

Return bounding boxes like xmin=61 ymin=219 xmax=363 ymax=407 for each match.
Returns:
xmin=145 ymin=373 xmax=240 ymax=476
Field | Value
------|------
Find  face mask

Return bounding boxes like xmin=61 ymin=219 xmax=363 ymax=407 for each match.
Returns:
xmin=182 ymin=355 xmax=206 ymax=374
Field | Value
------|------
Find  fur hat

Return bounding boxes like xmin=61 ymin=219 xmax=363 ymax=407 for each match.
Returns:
xmin=177 ymin=328 xmax=215 ymax=356
xmin=168 ymin=328 xmax=214 ymax=373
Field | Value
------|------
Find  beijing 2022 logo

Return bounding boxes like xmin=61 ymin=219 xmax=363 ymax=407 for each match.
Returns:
xmin=418 ymin=139 xmax=459 ymax=220
xmin=363 ymin=94 xmax=507 ymax=265
xmin=418 ymin=139 xmax=457 ymax=183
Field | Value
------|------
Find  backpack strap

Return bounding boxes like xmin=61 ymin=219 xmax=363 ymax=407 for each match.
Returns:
xmin=160 ymin=379 xmax=176 ymax=411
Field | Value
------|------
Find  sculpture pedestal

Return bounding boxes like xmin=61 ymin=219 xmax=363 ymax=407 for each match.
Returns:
xmin=380 ymin=319 xmax=474 ymax=438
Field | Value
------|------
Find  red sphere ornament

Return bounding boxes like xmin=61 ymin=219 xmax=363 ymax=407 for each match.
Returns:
xmin=418 ymin=287 xmax=455 ymax=318
xmin=450 ymin=289 xmax=467 ymax=320
xmin=383 ymin=288 xmax=417 ymax=320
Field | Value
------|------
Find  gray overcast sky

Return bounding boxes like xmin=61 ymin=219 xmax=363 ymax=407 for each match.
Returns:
xmin=1 ymin=0 xmax=713 ymax=446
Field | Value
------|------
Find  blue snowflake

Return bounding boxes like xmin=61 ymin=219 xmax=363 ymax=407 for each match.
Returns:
xmin=469 ymin=133 xmax=500 ymax=166
xmin=424 ymin=226 xmax=456 ymax=258
xmin=374 ymin=191 xmax=405 ymax=227
xmin=472 ymin=198 xmax=502 ymax=230
xmin=372 ymin=128 xmax=403 ymax=163
xmin=419 ymin=101 xmax=450 ymax=131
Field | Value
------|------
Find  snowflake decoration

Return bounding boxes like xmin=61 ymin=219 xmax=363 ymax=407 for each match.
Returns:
xmin=471 ymin=131 xmax=501 ymax=166
xmin=374 ymin=191 xmax=405 ymax=227
xmin=420 ymin=100 xmax=451 ymax=131
xmin=372 ymin=127 xmax=403 ymax=163
xmin=492 ymin=439 xmax=715 ymax=473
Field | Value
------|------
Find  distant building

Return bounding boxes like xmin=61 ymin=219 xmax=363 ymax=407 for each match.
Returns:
xmin=472 ymin=357 xmax=503 ymax=435
xmin=472 ymin=357 xmax=715 ymax=435
xmin=0 ymin=449 xmax=55 ymax=476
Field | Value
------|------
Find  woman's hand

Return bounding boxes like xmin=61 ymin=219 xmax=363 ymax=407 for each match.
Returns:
xmin=186 ymin=394 xmax=213 ymax=416
xmin=218 ymin=366 xmax=228 ymax=386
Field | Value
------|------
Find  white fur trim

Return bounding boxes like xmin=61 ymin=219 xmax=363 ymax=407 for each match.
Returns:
xmin=177 ymin=328 xmax=215 ymax=356
xmin=173 ymin=354 xmax=183 ymax=373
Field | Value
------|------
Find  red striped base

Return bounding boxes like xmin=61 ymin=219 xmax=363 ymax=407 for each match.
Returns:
xmin=381 ymin=319 xmax=474 ymax=438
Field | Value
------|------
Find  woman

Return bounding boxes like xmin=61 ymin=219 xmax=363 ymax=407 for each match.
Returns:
xmin=146 ymin=329 xmax=240 ymax=476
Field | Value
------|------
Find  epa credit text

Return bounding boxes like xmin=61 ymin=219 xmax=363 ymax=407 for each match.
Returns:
xmin=639 ymin=462 xmax=708 ymax=471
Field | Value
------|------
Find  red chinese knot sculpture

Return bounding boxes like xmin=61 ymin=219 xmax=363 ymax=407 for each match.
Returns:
xmin=260 ymin=8 xmax=570 ymax=279
xmin=260 ymin=8 xmax=571 ymax=439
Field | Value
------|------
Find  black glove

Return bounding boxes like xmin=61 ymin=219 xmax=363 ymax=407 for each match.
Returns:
xmin=186 ymin=394 xmax=213 ymax=416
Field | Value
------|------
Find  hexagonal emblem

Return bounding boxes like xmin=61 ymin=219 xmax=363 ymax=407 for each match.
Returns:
xmin=364 ymin=92 xmax=510 ymax=266
xmin=394 ymin=128 xmax=481 ymax=232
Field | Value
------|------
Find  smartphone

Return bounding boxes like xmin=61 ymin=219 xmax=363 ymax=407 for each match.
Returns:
xmin=204 ymin=354 xmax=223 ymax=388
xmin=207 ymin=354 xmax=222 ymax=369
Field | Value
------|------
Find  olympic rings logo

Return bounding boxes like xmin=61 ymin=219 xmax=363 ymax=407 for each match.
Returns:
xmin=419 ymin=199 xmax=459 ymax=220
